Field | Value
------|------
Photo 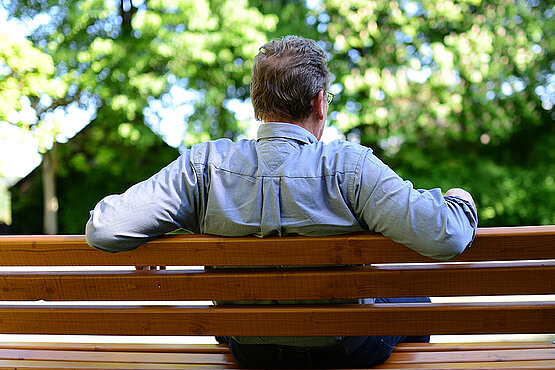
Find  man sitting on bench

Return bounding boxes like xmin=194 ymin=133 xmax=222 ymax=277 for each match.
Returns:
xmin=85 ymin=35 xmax=478 ymax=368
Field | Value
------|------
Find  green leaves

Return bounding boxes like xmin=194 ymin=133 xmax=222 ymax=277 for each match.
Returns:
xmin=2 ymin=0 xmax=553 ymax=229
xmin=323 ymin=0 xmax=550 ymax=147
xmin=320 ymin=0 xmax=553 ymax=225
xmin=0 ymin=33 xmax=65 ymax=123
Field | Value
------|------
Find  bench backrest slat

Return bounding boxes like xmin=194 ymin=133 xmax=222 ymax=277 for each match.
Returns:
xmin=0 ymin=261 xmax=553 ymax=301
xmin=0 ymin=226 xmax=553 ymax=337
xmin=0 ymin=226 xmax=553 ymax=266
xmin=0 ymin=303 xmax=552 ymax=336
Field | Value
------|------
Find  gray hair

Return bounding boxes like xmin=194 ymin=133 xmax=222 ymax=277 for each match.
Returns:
xmin=251 ymin=36 xmax=331 ymax=122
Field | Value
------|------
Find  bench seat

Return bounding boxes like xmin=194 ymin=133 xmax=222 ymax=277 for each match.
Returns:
xmin=0 ymin=341 xmax=552 ymax=369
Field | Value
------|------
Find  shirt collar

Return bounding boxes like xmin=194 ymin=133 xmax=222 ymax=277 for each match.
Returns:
xmin=256 ymin=122 xmax=318 ymax=145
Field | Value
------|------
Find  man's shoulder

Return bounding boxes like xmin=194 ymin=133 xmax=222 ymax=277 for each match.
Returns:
xmin=313 ymin=138 xmax=371 ymax=163
xmin=321 ymin=138 xmax=370 ymax=152
xmin=292 ymin=139 xmax=371 ymax=176
xmin=194 ymin=137 xmax=254 ymax=149
xmin=190 ymin=137 xmax=257 ymax=164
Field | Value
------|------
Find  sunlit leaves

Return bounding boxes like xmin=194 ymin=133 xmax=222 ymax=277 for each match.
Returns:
xmin=0 ymin=33 xmax=65 ymax=122
xmin=318 ymin=0 xmax=553 ymax=225
xmin=3 ymin=0 xmax=552 ymax=228
xmin=323 ymin=0 xmax=550 ymax=148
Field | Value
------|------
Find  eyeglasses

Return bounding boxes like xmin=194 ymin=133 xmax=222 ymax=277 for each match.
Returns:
xmin=327 ymin=91 xmax=335 ymax=104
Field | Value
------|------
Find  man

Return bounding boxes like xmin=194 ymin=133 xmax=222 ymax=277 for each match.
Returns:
xmin=86 ymin=35 xmax=477 ymax=368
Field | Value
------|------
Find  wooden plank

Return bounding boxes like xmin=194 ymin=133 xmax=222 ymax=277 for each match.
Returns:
xmin=0 ymin=349 xmax=236 ymax=365
xmin=0 ymin=226 xmax=553 ymax=266
xmin=0 ymin=341 xmax=549 ymax=353
xmin=0 ymin=359 xmax=237 ymax=369
xmin=0 ymin=261 xmax=553 ymax=301
xmin=374 ymin=359 xmax=555 ymax=369
xmin=0 ymin=342 xmax=229 ymax=353
xmin=0 ymin=348 xmax=550 ymax=370
xmin=0 ymin=352 xmax=549 ymax=370
xmin=0 ymin=341 xmax=550 ymax=354
xmin=0 ymin=302 xmax=552 ymax=336
xmin=395 ymin=341 xmax=555 ymax=352
xmin=385 ymin=348 xmax=555 ymax=363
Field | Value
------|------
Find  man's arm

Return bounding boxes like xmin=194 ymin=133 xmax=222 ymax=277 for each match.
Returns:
xmin=354 ymin=152 xmax=478 ymax=260
xmin=85 ymin=151 xmax=200 ymax=252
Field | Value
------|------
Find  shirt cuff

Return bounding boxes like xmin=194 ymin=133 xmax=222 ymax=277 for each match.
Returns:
xmin=444 ymin=195 xmax=478 ymax=248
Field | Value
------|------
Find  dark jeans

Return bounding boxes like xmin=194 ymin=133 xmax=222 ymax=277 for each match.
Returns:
xmin=221 ymin=297 xmax=431 ymax=369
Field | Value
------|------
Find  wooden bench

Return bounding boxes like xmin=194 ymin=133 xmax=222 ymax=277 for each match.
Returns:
xmin=0 ymin=225 xmax=553 ymax=369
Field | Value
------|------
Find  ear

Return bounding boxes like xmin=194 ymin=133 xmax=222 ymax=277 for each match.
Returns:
xmin=311 ymin=90 xmax=325 ymax=120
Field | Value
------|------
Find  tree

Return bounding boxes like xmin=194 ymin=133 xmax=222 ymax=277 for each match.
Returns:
xmin=3 ymin=0 xmax=553 ymax=231
xmin=248 ymin=0 xmax=553 ymax=225
xmin=2 ymin=0 xmax=277 ymax=233
xmin=311 ymin=0 xmax=554 ymax=225
xmin=9 ymin=118 xmax=180 ymax=235
xmin=0 ymin=31 xmax=67 ymax=234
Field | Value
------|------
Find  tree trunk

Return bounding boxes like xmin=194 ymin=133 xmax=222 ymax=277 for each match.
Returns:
xmin=119 ymin=0 xmax=137 ymax=38
xmin=42 ymin=145 xmax=58 ymax=235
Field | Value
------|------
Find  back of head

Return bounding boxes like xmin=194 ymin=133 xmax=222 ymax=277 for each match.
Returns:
xmin=251 ymin=36 xmax=331 ymax=123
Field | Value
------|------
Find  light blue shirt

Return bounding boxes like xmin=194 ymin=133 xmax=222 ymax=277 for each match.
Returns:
xmin=86 ymin=122 xmax=477 ymax=347
xmin=86 ymin=122 xmax=477 ymax=260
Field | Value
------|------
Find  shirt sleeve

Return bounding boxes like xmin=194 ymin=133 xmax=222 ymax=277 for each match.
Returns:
xmin=353 ymin=151 xmax=478 ymax=260
xmin=85 ymin=150 xmax=200 ymax=253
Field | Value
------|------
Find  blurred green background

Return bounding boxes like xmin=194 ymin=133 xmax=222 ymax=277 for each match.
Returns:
xmin=0 ymin=0 xmax=553 ymax=234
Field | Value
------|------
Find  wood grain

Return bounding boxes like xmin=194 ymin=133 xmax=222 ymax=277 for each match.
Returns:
xmin=385 ymin=348 xmax=555 ymax=363
xmin=0 ymin=359 xmax=235 ymax=369
xmin=0 ymin=349 xmax=235 ymax=364
xmin=374 ymin=360 xmax=555 ymax=369
xmin=0 ymin=261 xmax=552 ymax=301
xmin=0 ymin=226 xmax=553 ymax=266
xmin=0 ymin=341 xmax=551 ymax=353
xmin=0 ymin=342 xmax=230 ymax=353
xmin=0 ymin=343 xmax=551 ymax=369
xmin=0 ymin=227 xmax=552 ymax=369
xmin=0 ymin=302 xmax=552 ymax=336
xmin=395 ymin=341 xmax=555 ymax=352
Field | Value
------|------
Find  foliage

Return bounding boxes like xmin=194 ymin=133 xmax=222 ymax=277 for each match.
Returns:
xmin=3 ymin=0 xmax=276 ymax=233
xmin=3 ymin=0 xmax=277 ymax=141
xmin=0 ymin=31 xmax=67 ymax=150
xmin=311 ymin=0 xmax=554 ymax=226
xmin=3 ymin=0 xmax=554 ymax=231
xmin=10 ymin=120 xmax=179 ymax=234
xmin=247 ymin=0 xmax=554 ymax=226
xmin=320 ymin=0 xmax=551 ymax=141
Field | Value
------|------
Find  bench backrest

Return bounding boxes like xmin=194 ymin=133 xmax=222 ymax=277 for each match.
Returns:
xmin=0 ymin=226 xmax=553 ymax=337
